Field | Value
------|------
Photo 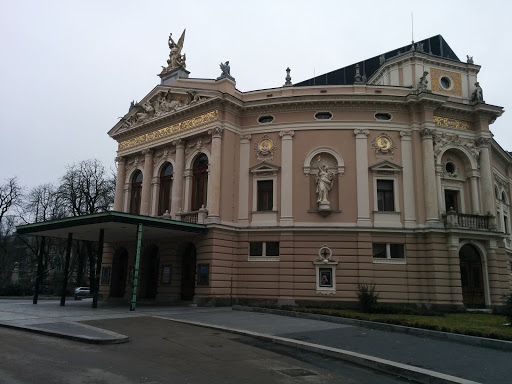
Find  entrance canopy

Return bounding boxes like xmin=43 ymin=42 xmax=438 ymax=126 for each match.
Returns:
xmin=16 ymin=211 xmax=206 ymax=241
xmin=17 ymin=211 xmax=206 ymax=311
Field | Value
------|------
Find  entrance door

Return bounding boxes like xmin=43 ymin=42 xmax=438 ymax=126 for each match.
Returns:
xmin=141 ymin=245 xmax=159 ymax=300
xmin=181 ymin=245 xmax=197 ymax=300
xmin=459 ymin=244 xmax=485 ymax=307
xmin=110 ymin=248 xmax=128 ymax=298
xmin=445 ymin=190 xmax=459 ymax=212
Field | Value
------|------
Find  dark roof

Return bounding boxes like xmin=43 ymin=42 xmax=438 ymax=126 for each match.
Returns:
xmin=294 ymin=35 xmax=460 ymax=87
xmin=16 ymin=211 xmax=206 ymax=242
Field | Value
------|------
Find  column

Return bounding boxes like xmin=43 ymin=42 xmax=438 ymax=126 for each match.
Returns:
xmin=279 ymin=130 xmax=294 ymax=226
xmin=140 ymin=149 xmax=154 ymax=216
xmin=354 ymin=129 xmax=371 ymax=226
xmin=171 ymin=139 xmax=185 ymax=218
xmin=207 ymin=127 xmax=223 ymax=222
xmin=435 ymin=164 xmax=444 ymax=214
xmin=113 ymin=156 xmax=126 ymax=212
xmin=470 ymin=173 xmax=480 ymax=214
xmin=400 ymin=131 xmax=416 ymax=227
xmin=420 ymin=127 xmax=439 ymax=223
xmin=150 ymin=175 xmax=160 ymax=216
xmin=477 ymin=137 xmax=495 ymax=216
xmin=238 ymin=134 xmax=251 ymax=226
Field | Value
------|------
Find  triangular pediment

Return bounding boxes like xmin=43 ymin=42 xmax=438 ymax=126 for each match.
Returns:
xmin=109 ymin=86 xmax=212 ymax=137
xmin=250 ymin=161 xmax=280 ymax=175
xmin=369 ymin=160 xmax=402 ymax=173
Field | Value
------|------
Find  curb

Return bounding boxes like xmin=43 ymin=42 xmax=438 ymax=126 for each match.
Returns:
xmin=233 ymin=305 xmax=512 ymax=352
xmin=0 ymin=321 xmax=130 ymax=345
xmin=155 ymin=315 xmax=478 ymax=384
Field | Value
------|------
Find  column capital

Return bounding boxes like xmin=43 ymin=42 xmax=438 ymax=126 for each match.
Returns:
xmin=354 ymin=129 xmax=369 ymax=138
xmin=115 ymin=156 xmax=126 ymax=164
xmin=475 ymin=137 xmax=492 ymax=148
xmin=141 ymin=148 xmax=154 ymax=156
xmin=208 ymin=127 xmax=224 ymax=138
xmin=172 ymin=138 xmax=185 ymax=148
xmin=279 ymin=130 xmax=294 ymax=139
xmin=400 ymin=130 xmax=412 ymax=139
xmin=420 ymin=127 xmax=434 ymax=139
xmin=240 ymin=134 xmax=252 ymax=143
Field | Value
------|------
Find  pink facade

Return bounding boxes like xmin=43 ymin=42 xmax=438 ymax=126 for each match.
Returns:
xmin=99 ymin=35 xmax=512 ymax=308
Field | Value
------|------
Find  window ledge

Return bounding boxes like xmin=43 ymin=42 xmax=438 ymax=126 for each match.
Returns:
xmin=373 ymin=258 xmax=406 ymax=264
xmin=248 ymin=256 xmax=279 ymax=262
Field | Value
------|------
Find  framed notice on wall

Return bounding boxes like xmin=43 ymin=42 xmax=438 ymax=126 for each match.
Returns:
xmin=161 ymin=265 xmax=171 ymax=284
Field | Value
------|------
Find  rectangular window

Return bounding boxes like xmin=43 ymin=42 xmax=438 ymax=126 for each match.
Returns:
xmin=257 ymin=180 xmax=273 ymax=211
xmin=444 ymin=190 xmax=459 ymax=212
xmin=100 ymin=267 xmax=111 ymax=285
xmin=197 ymin=264 xmax=209 ymax=286
xmin=249 ymin=241 xmax=280 ymax=260
xmin=504 ymin=215 xmax=509 ymax=234
xmin=377 ymin=180 xmax=394 ymax=211
xmin=372 ymin=243 xmax=405 ymax=263
xmin=161 ymin=265 xmax=171 ymax=284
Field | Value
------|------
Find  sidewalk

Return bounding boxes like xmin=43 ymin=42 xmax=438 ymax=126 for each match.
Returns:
xmin=0 ymin=299 xmax=510 ymax=384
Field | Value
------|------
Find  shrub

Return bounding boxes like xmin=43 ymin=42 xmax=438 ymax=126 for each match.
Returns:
xmin=356 ymin=282 xmax=379 ymax=313
xmin=503 ymin=291 xmax=512 ymax=325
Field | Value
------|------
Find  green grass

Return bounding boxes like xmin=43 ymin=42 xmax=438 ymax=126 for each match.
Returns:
xmin=284 ymin=307 xmax=512 ymax=341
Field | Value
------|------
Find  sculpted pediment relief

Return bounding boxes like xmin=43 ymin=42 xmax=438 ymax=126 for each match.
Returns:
xmin=369 ymin=160 xmax=402 ymax=174
xmin=111 ymin=89 xmax=210 ymax=135
xmin=250 ymin=161 xmax=280 ymax=176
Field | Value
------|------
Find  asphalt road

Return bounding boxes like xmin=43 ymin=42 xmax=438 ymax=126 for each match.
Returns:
xmin=0 ymin=316 xmax=410 ymax=384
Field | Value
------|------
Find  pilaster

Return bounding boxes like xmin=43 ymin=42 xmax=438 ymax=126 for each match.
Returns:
xmin=400 ymin=131 xmax=416 ymax=227
xmin=420 ymin=127 xmax=439 ymax=223
xmin=354 ymin=129 xmax=371 ymax=226
xmin=279 ymin=130 xmax=294 ymax=226
xmin=238 ymin=134 xmax=251 ymax=227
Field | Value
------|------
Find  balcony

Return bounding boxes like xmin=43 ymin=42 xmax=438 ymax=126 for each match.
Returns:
xmin=443 ymin=211 xmax=496 ymax=231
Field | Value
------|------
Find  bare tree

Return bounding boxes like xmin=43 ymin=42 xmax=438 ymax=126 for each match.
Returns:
xmin=59 ymin=159 xmax=115 ymax=216
xmin=0 ymin=177 xmax=22 ymax=228
xmin=59 ymin=159 xmax=115 ymax=291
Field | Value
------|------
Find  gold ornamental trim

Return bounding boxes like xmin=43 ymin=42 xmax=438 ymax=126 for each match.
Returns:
xmin=118 ymin=110 xmax=218 ymax=151
xmin=433 ymin=116 xmax=471 ymax=130
xmin=430 ymin=68 xmax=462 ymax=97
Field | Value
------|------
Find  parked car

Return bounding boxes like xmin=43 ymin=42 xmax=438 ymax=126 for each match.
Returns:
xmin=74 ymin=287 xmax=90 ymax=296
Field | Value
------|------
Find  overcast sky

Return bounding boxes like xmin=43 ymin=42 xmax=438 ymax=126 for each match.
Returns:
xmin=1 ymin=0 xmax=511 ymax=191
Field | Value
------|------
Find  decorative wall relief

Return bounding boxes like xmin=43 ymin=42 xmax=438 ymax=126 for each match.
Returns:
xmin=372 ymin=133 xmax=396 ymax=155
xmin=255 ymin=135 xmax=277 ymax=160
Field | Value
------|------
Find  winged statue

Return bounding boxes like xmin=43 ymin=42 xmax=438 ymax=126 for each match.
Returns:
xmin=161 ymin=29 xmax=187 ymax=74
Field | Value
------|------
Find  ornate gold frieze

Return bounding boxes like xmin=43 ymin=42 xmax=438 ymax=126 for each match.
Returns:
xmin=118 ymin=110 xmax=218 ymax=151
xmin=433 ymin=116 xmax=472 ymax=130
xmin=430 ymin=68 xmax=462 ymax=96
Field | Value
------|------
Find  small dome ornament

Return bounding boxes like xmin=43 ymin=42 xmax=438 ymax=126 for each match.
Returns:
xmin=284 ymin=67 xmax=292 ymax=86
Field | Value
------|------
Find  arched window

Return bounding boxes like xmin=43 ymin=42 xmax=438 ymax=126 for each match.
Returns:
xmin=159 ymin=163 xmax=173 ymax=215
xmin=130 ymin=170 xmax=143 ymax=214
xmin=191 ymin=154 xmax=208 ymax=211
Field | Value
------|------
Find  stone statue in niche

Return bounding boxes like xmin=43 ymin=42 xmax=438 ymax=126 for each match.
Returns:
xmin=316 ymin=165 xmax=334 ymax=210
xmin=418 ymin=71 xmax=429 ymax=92
xmin=471 ymin=82 xmax=484 ymax=103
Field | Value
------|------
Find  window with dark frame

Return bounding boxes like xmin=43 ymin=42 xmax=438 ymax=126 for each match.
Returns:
xmin=197 ymin=264 xmax=210 ymax=286
xmin=377 ymin=179 xmax=394 ymax=211
xmin=191 ymin=154 xmax=209 ymax=211
xmin=101 ymin=267 xmax=111 ymax=284
xmin=257 ymin=180 xmax=273 ymax=211
xmin=161 ymin=265 xmax=171 ymax=284
xmin=159 ymin=163 xmax=173 ymax=215
xmin=130 ymin=170 xmax=143 ymax=214
xmin=249 ymin=241 xmax=279 ymax=258
xmin=372 ymin=243 xmax=405 ymax=260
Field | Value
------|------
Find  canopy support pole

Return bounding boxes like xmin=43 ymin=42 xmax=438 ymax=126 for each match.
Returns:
xmin=130 ymin=223 xmax=143 ymax=311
